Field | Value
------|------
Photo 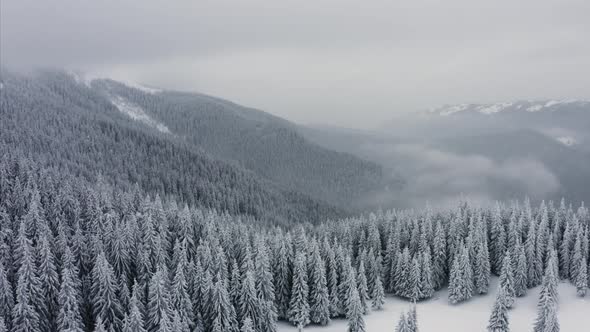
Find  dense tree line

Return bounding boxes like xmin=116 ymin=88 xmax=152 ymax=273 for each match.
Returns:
xmin=0 ymin=153 xmax=588 ymax=331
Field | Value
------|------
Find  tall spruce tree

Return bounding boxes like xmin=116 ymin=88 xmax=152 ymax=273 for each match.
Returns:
xmin=308 ymin=243 xmax=330 ymax=325
xmin=498 ymin=252 xmax=515 ymax=308
xmin=487 ymin=286 xmax=510 ymax=332
xmin=533 ymin=251 xmax=559 ymax=332
xmin=448 ymin=243 xmax=474 ymax=304
xmin=287 ymin=252 xmax=309 ymax=328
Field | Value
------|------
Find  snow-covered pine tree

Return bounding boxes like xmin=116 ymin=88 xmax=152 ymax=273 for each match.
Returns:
xmin=371 ymin=274 xmax=385 ymax=310
xmin=473 ymin=228 xmax=491 ymax=295
xmin=432 ymin=221 xmax=447 ymax=290
xmin=238 ymin=270 xmax=260 ymax=330
xmin=487 ymin=285 xmax=509 ymax=332
xmin=93 ymin=317 xmax=108 ymax=332
xmin=448 ymin=242 xmax=474 ymax=304
xmin=575 ymin=252 xmax=587 ymax=297
xmin=498 ymin=251 xmax=515 ymax=308
xmin=308 ymin=242 xmax=330 ymax=325
xmin=12 ymin=273 xmax=41 ymax=332
xmin=514 ymin=241 xmax=528 ymax=297
xmin=406 ymin=305 xmax=418 ymax=332
xmin=525 ymin=217 xmax=540 ymax=288
xmin=490 ymin=203 xmax=506 ymax=275
xmin=0 ymin=262 xmax=13 ymax=327
xmin=123 ymin=283 xmax=147 ymax=332
xmin=533 ymin=251 xmax=559 ymax=332
xmin=356 ymin=260 xmax=370 ymax=313
xmin=345 ymin=273 xmax=365 ymax=332
xmin=240 ymin=317 xmax=254 ymax=332
xmin=91 ymin=252 xmax=123 ymax=331
xmin=37 ymin=232 xmax=59 ymax=332
xmin=559 ymin=220 xmax=573 ymax=280
xmin=287 ymin=252 xmax=309 ymax=328
xmin=170 ymin=252 xmax=193 ymax=329
xmin=57 ymin=266 xmax=85 ymax=332
xmin=274 ymin=238 xmax=292 ymax=320
xmin=408 ymin=258 xmax=421 ymax=301
xmin=420 ymin=251 xmax=435 ymax=299
xmin=207 ymin=275 xmax=238 ymax=332
xmin=394 ymin=248 xmax=411 ymax=297
xmin=395 ymin=312 xmax=409 ymax=332
xmin=146 ymin=267 xmax=171 ymax=332
xmin=323 ymin=239 xmax=340 ymax=318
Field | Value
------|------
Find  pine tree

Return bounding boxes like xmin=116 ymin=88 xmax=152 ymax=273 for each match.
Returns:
xmin=287 ymin=252 xmax=309 ymax=327
xmin=487 ymin=286 xmax=510 ymax=332
xmin=371 ymin=275 xmax=385 ymax=310
xmin=345 ymin=273 xmax=365 ymax=332
xmin=57 ymin=267 xmax=85 ymax=332
xmin=91 ymin=252 xmax=123 ymax=331
xmin=432 ymin=221 xmax=447 ymax=290
xmin=407 ymin=305 xmax=418 ymax=332
xmin=308 ymin=243 xmax=330 ymax=325
xmin=473 ymin=235 xmax=491 ymax=295
xmin=408 ymin=258 xmax=421 ymax=301
xmin=356 ymin=261 xmax=370 ymax=313
xmin=123 ymin=284 xmax=147 ymax=332
xmin=322 ymin=240 xmax=340 ymax=318
xmin=490 ymin=204 xmax=506 ymax=275
xmin=208 ymin=276 xmax=237 ymax=332
xmin=559 ymin=221 xmax=573 ymax=280
xmin=238 ymin=270 xmax=260 ymax=330
xmin=420 ymin=251 xmax=435 ymax=299
xmin=533 ymin=252 xmax=559 ymax=332
xmin=241 ymin=317 xmax=254 ymax=332
xmin=94 ymin=317 xmax=107 ymax=332
xmin=146 ymin=267 xmax=172 ymax=332
xmin=170 ymin=254 xmax=193 ymax=328
xmin=526 ymin=218 xmax=540 ymax=287
xmin=274 ymin=239 xmax=292 ymax=320
xmin=448 ymin=243 xmax=474 ymax=304
xmin=37 ymin=232 xmax=60 ymax=332
xmin=0 ymin=317 xmax=6 ymax=332
xmin=395 ymin=312 xmax=409 ymax=332
xmin=12 ymin=273 xmax=40 ymax=332
xmin=514 ymin=242 xmax=528 ymax=297
xmin=498 ymin=252 xmax=515 ymax=308
xmin=0 ymin=262 xmax=13 ymax=327
xmin=575 ymin=254 xmax=587 ymax=297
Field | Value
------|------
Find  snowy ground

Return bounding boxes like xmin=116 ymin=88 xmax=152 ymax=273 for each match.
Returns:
xmin=278 ymin=278 xmax=589 ymax=331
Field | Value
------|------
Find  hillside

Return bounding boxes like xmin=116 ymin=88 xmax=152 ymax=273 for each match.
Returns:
xmin=1 ymin=69 xmax=349 ymax=223
xmin=90 ymin=78 xmax=385 ymax=208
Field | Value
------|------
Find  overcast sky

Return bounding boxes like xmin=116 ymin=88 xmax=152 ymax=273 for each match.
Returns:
xmin=2 ymin=0 xmax=590 ymax=128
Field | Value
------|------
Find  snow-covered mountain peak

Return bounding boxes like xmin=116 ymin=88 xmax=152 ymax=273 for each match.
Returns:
xmin=427 ymin=99 xmax=590 ymax=116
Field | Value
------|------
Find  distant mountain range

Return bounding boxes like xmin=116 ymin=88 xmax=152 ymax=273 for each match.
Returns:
xmin=426 ymin=99 xmax=590 ymax=116
xmin=300 ymin=99 xmax=590 ymax=207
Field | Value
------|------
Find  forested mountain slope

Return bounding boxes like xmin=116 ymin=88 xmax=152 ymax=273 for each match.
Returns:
xmin=0 ymin=70 xmax=343 ymax=224
xmin=89 ymin=76 xmax=385 ymax=208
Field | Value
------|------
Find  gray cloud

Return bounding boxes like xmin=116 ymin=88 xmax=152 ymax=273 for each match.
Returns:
xmin=2 ymin=0 xmax=590 ymax=128
xmin=357 ymin=142 xmax=560 ymax=208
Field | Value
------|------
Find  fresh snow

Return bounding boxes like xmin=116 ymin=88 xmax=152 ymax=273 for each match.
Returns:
xmin=110 ymin=96 xmax=171 ymax=133
xmin=430 ymin=99 xmax=590 ymax=116
xmin=278 ymin=278 xmax=589 ymax=332
xmin=526 ymin=104 xmax=544 ymax=112
xmin=121 ymin=80 xmax=162 ymax=94
xmin=556 ymin=136 xmax=577 ymax=146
